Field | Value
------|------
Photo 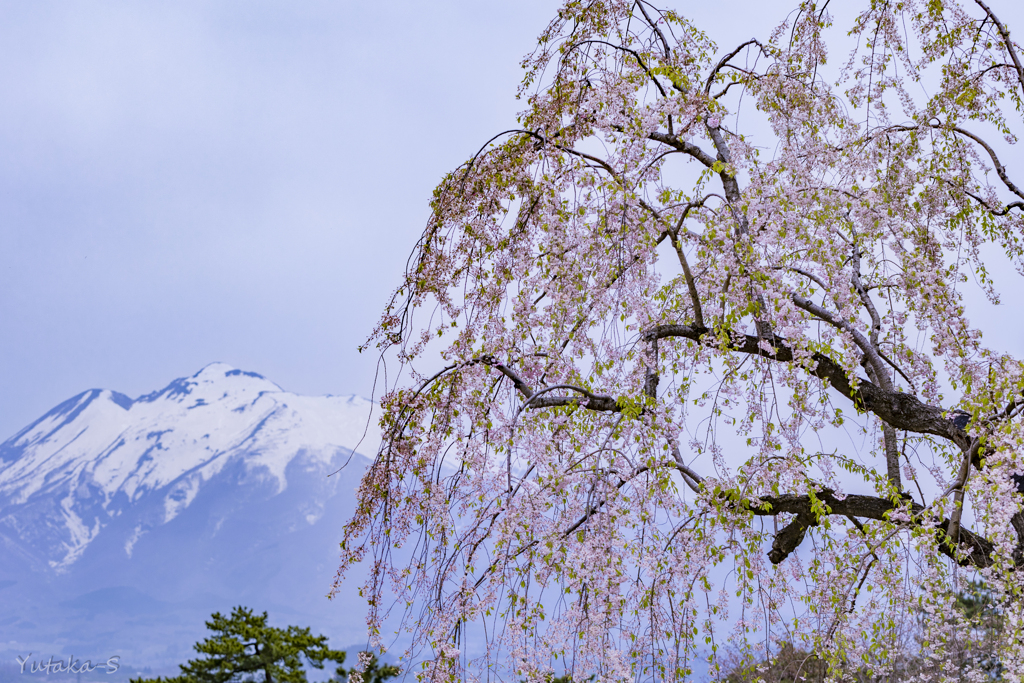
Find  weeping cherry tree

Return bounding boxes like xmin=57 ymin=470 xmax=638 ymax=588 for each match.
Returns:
xmin=334 ymin=0 xmax=1024 ymax=679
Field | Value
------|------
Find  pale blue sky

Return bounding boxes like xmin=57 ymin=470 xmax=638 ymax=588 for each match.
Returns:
xmin=2 ymin=0 xmax=1022 ymax=440
xmin=0 ymin=0 xmax=558 ymax=439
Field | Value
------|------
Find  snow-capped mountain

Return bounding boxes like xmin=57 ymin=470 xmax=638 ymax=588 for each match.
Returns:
xmin=0 ymin=362 xmax=378 ymax=572
xmin=0 ymin=364 xmax=380 ymax=672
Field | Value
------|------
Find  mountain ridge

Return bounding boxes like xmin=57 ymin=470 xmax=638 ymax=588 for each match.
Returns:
xmin=0 ymin=364 xmax=379 ymax=670
xmin=0 ymin=362 xmax=378 ymax=572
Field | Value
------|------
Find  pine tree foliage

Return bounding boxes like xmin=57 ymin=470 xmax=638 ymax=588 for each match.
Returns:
xmin=130 ymin=607 xmax=397 ymax=683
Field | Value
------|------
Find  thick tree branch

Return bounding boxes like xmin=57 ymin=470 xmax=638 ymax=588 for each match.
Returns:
xmin=478 ymin=319 xmax=971 ymax=452
xmin=767 ymin=511 xmax=818 ymax=564
xmin=644 ymin=337 xmax=659 ymax=399
xmin=963 ymin=187 xmax=1024 ymax=216
xmin=706 ymin=126 xmax=747 ymax=214
xmin=750 ymin=490 xmax=998 ymax=568
xmin=847 ymin=244 xmax=904 ymax=490
xmin=791 ymin=294 xmax=892 ymax=392
xmin=635 ymin=1 xmax=672 ymax=61
xmin=668 ymin=198 xmax=709 ymax=328
xmin=648 ymin=131 xmax=718 ymax=168
xmin=1013 ymin=511 xmax=1024 ymax=565
xmin=643 ymin=323 xmax=972 ymax=450
xmin=850 ymin=244 xmax=883 ymax=364
xmin=946 ymin=439 xmax=981 ymax=546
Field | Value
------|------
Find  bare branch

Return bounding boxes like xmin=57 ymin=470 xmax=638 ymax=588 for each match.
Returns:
xmin=791 ymin=294 xmax=893 ymax=392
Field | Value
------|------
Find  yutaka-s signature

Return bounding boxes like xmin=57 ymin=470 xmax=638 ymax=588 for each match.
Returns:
xmin=15 ymin=654 xmax=120 ymax=675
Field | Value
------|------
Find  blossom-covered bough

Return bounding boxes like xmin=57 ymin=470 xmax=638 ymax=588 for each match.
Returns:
xmin=335 ymin=0 xmax=1024 ymax=679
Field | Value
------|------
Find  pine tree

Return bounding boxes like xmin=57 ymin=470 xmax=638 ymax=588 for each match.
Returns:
xmin=131 ymin=607 xmax=397 ymax=683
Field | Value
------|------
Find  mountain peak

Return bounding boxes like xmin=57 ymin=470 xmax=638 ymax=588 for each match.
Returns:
xmin=134 ymin=363 xmax=283 ymax=406
xmin=192 ymin=362 xmax=274 ymax=385
xmin=0 ymin=365 xmax=378 ymax=572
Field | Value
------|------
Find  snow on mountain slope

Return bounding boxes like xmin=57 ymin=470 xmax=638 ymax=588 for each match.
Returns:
xmin=0 ymin=363 xmax=380 ymax=571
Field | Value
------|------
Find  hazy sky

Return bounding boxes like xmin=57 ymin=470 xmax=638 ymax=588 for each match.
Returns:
xmin=2 ymin=0 xmax=1023 ymax=441
xmin=0 ymin=0 xmax=561 ymax=439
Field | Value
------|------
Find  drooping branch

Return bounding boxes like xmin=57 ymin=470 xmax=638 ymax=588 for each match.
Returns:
xmin=478 ymin=317 xmax=971 ymax=450
xmin=882 ymin=122 xmax=1024 ymax=206
xmin=643 ymin=323 xmax=972 ymax=450
xmin=974 ymin=0 xmax=1024 ymax=94
xmin=703 ymin=39 xmax=768 ymax=96
xmin=480 ymin=356 xmax=621 ymax=412
xmin=475 ymin=318 xmax=971 ymax=454
xmin=944 ymin=124 xmax=1024 ymax=203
